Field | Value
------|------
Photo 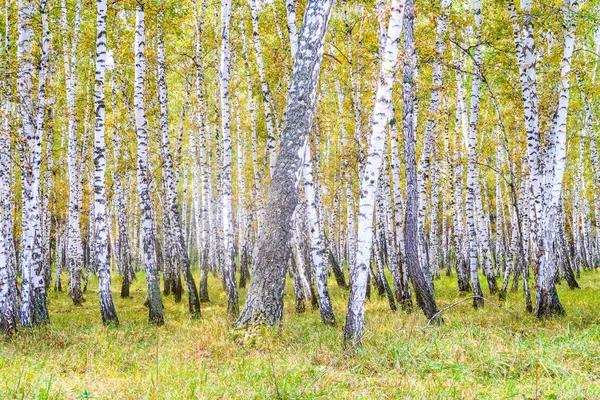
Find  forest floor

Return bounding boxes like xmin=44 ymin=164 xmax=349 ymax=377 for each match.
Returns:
xmin=2 ymin=269 xmax=600 ymax=399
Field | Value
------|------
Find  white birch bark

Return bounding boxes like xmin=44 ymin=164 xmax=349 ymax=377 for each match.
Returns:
xmin=285 ymin=0 xmax=298 ymax=58
xmin=219 ymin=0 xmax=239 ymax=317
xmin=62 ymin=0 xmax=85 ymax=305
xmin=134 ymin=6 xmax=164 ymax=325
xmin=0 ymin=59 xmax=17 ymax=332
xmin=344 ymin=0 xmax=403 ymax=345
xmin=235 ymin=0 xmax=335 ymax=328
xmin=18 ymin=0 xmax=49 ymax=325
xmin=535 ymin=0 xmax=578 ymax=317
xmin=416 ymin=0 xmax=451 ymax=287
xmin=93 ymin=0 xmax=118 ymax=324
xmin=248 ymin=0 xmax=278 ymax=178
xmin=302 ymin=135 xmax=335 ymax=324
xmin=157 ymin=20 xmax=201 ymax=317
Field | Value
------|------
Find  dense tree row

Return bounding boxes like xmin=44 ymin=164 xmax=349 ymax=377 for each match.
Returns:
xmin=0 ymin=0 xmax=598 ymax=347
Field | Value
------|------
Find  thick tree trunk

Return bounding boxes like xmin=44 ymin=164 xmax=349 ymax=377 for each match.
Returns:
xmin=234 ymin=0 xmax=334 ymax=328
xmin=0 ymin=99 xmax=17 ymax=334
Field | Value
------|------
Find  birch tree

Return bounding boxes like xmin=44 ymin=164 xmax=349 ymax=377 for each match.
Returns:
xmin=62 ymin=0 xmax=85 ymax=306
xmin=157 ymin=19 xmax=201 ymax=318
xmin=402 ymin=0 xmax=439 ymax=321
xmin=235 ymin=0 xmax=335 ymax=328
xmin=219 ymin=0 xmax=239 ymax=318
xmin=93 ymin=0 xmax=118 ymax=324
xmin=18 ymin=0 xmax=49 ymax=326
xmin=344 ymin=0 xmax=404 ymax=346
xmin=134 ymin=5 xmax=164 ymax=325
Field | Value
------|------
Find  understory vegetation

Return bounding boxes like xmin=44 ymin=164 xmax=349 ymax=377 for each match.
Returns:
xmin=2 ymin=269 xmax=600 ymax=399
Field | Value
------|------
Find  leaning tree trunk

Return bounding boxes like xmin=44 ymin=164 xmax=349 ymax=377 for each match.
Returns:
xmin=402 ymin=0 xmax=439 ymax=321
xmin=234 ymin=0 xmax=335 ymax=328
xmin=134 ymin=5 xmax=164 ymax=325
xmin=343 ymin=0 xmax=403 ymax=346
xmin=93 ymin=0 xmax=118 ymax=324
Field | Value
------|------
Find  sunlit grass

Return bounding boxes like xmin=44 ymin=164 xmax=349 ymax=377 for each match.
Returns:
xmin=1 ymin=268 xmax=600 ymax=399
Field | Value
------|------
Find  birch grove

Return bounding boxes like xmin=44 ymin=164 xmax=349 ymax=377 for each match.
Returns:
xmin=0 ymin=0 xmax=598 ymax=352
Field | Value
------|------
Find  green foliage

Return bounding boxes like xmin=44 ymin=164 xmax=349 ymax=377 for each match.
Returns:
xmin=2 ymin=270 xmax=600 ymax=398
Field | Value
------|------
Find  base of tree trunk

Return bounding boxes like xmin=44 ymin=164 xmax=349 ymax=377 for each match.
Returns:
xmin=121 ymin=278 xmax=131 ymax=298
xmin=535 ymin=288 xmax=565 ymax=318
xmin=31 ymin=289 xmax=49 ymax=325
xmin=199 ymin=268 xmax=210 ymax=303
xmin=343 ymin=310 xmax=364 ymax=348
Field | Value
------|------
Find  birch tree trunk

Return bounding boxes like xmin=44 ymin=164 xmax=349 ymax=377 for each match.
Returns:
xmin=535 ymin=0 xmax=578 ymax=317
xmin=235 ymin=0 xmax=335 ymax=328
xmin=343 ymin=0 xmax=403 ymax=345
xmin=0 ymin=88 xmax=17 ymax=334
xmin=302 ymin=135 xmax=335 ymax=325
xmin=248 ymin=0 xmax=278 ymax=178
xmin=93 ymin=0 xmax=118 ymax=324
xmin=0 ymin=0 xmax=17 ymax=334
xmin=416 ymin=0 xmax=451 ymax=288
xmin=219 ymin=0 xmax=239 ymax=318
xmin=390 ymin=114 xmax=412 ymax=308
xmin=157 ymin=20 xmax=201 ymax=318
xmin=18 ymin=0 xmax=49 ymax=326
xmin=285 ymin=0 xmax=298 ymax=58
xmin=402 ymin=0 xmax=439 ymax=321
xmin=63 ymin=0 xmax=85 ymax=306
xmin=465 ymin=0 xmax=487 ymax=307
xmin=111 ymin=77 xmax=134 ymax=298
xmin=134 ymin=5 xmax=164 ymax=325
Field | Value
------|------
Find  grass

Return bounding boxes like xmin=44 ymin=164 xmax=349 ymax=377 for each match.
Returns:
xmin=2 ymin=269 xmax=600 ymax=399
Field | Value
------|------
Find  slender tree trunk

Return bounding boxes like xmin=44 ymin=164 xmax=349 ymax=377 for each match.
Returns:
xmin=344 ymin=0 xmax=403 ymax=345
xmin=535 ymin=0 xmax=578 ymax=317
xmin=134 ymin=5 xmax=164 ymax=325
xmin=157 ymin=20 xmax=201 ymax=318
xmin=93 ymin=0 xmax=118 ymax=324
xmin=402 ymin=0 xmax=439 ymax=321
xmin=18 ymin=0 xmax=49 ymax=326
xmin=193 ymin=0 xmax=211 ymax=303
xmin=111 ymin=77 xmax=134 ymax=299
xmin=62 ymin=0 xmax=85 ymax=306
xmin=219 ymin=0 xmax=239 ymax=318
xmin=248 ymin=0 xmax=278 ymax=178
xmin=303 ymin=135 xmax=335 ymax=325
